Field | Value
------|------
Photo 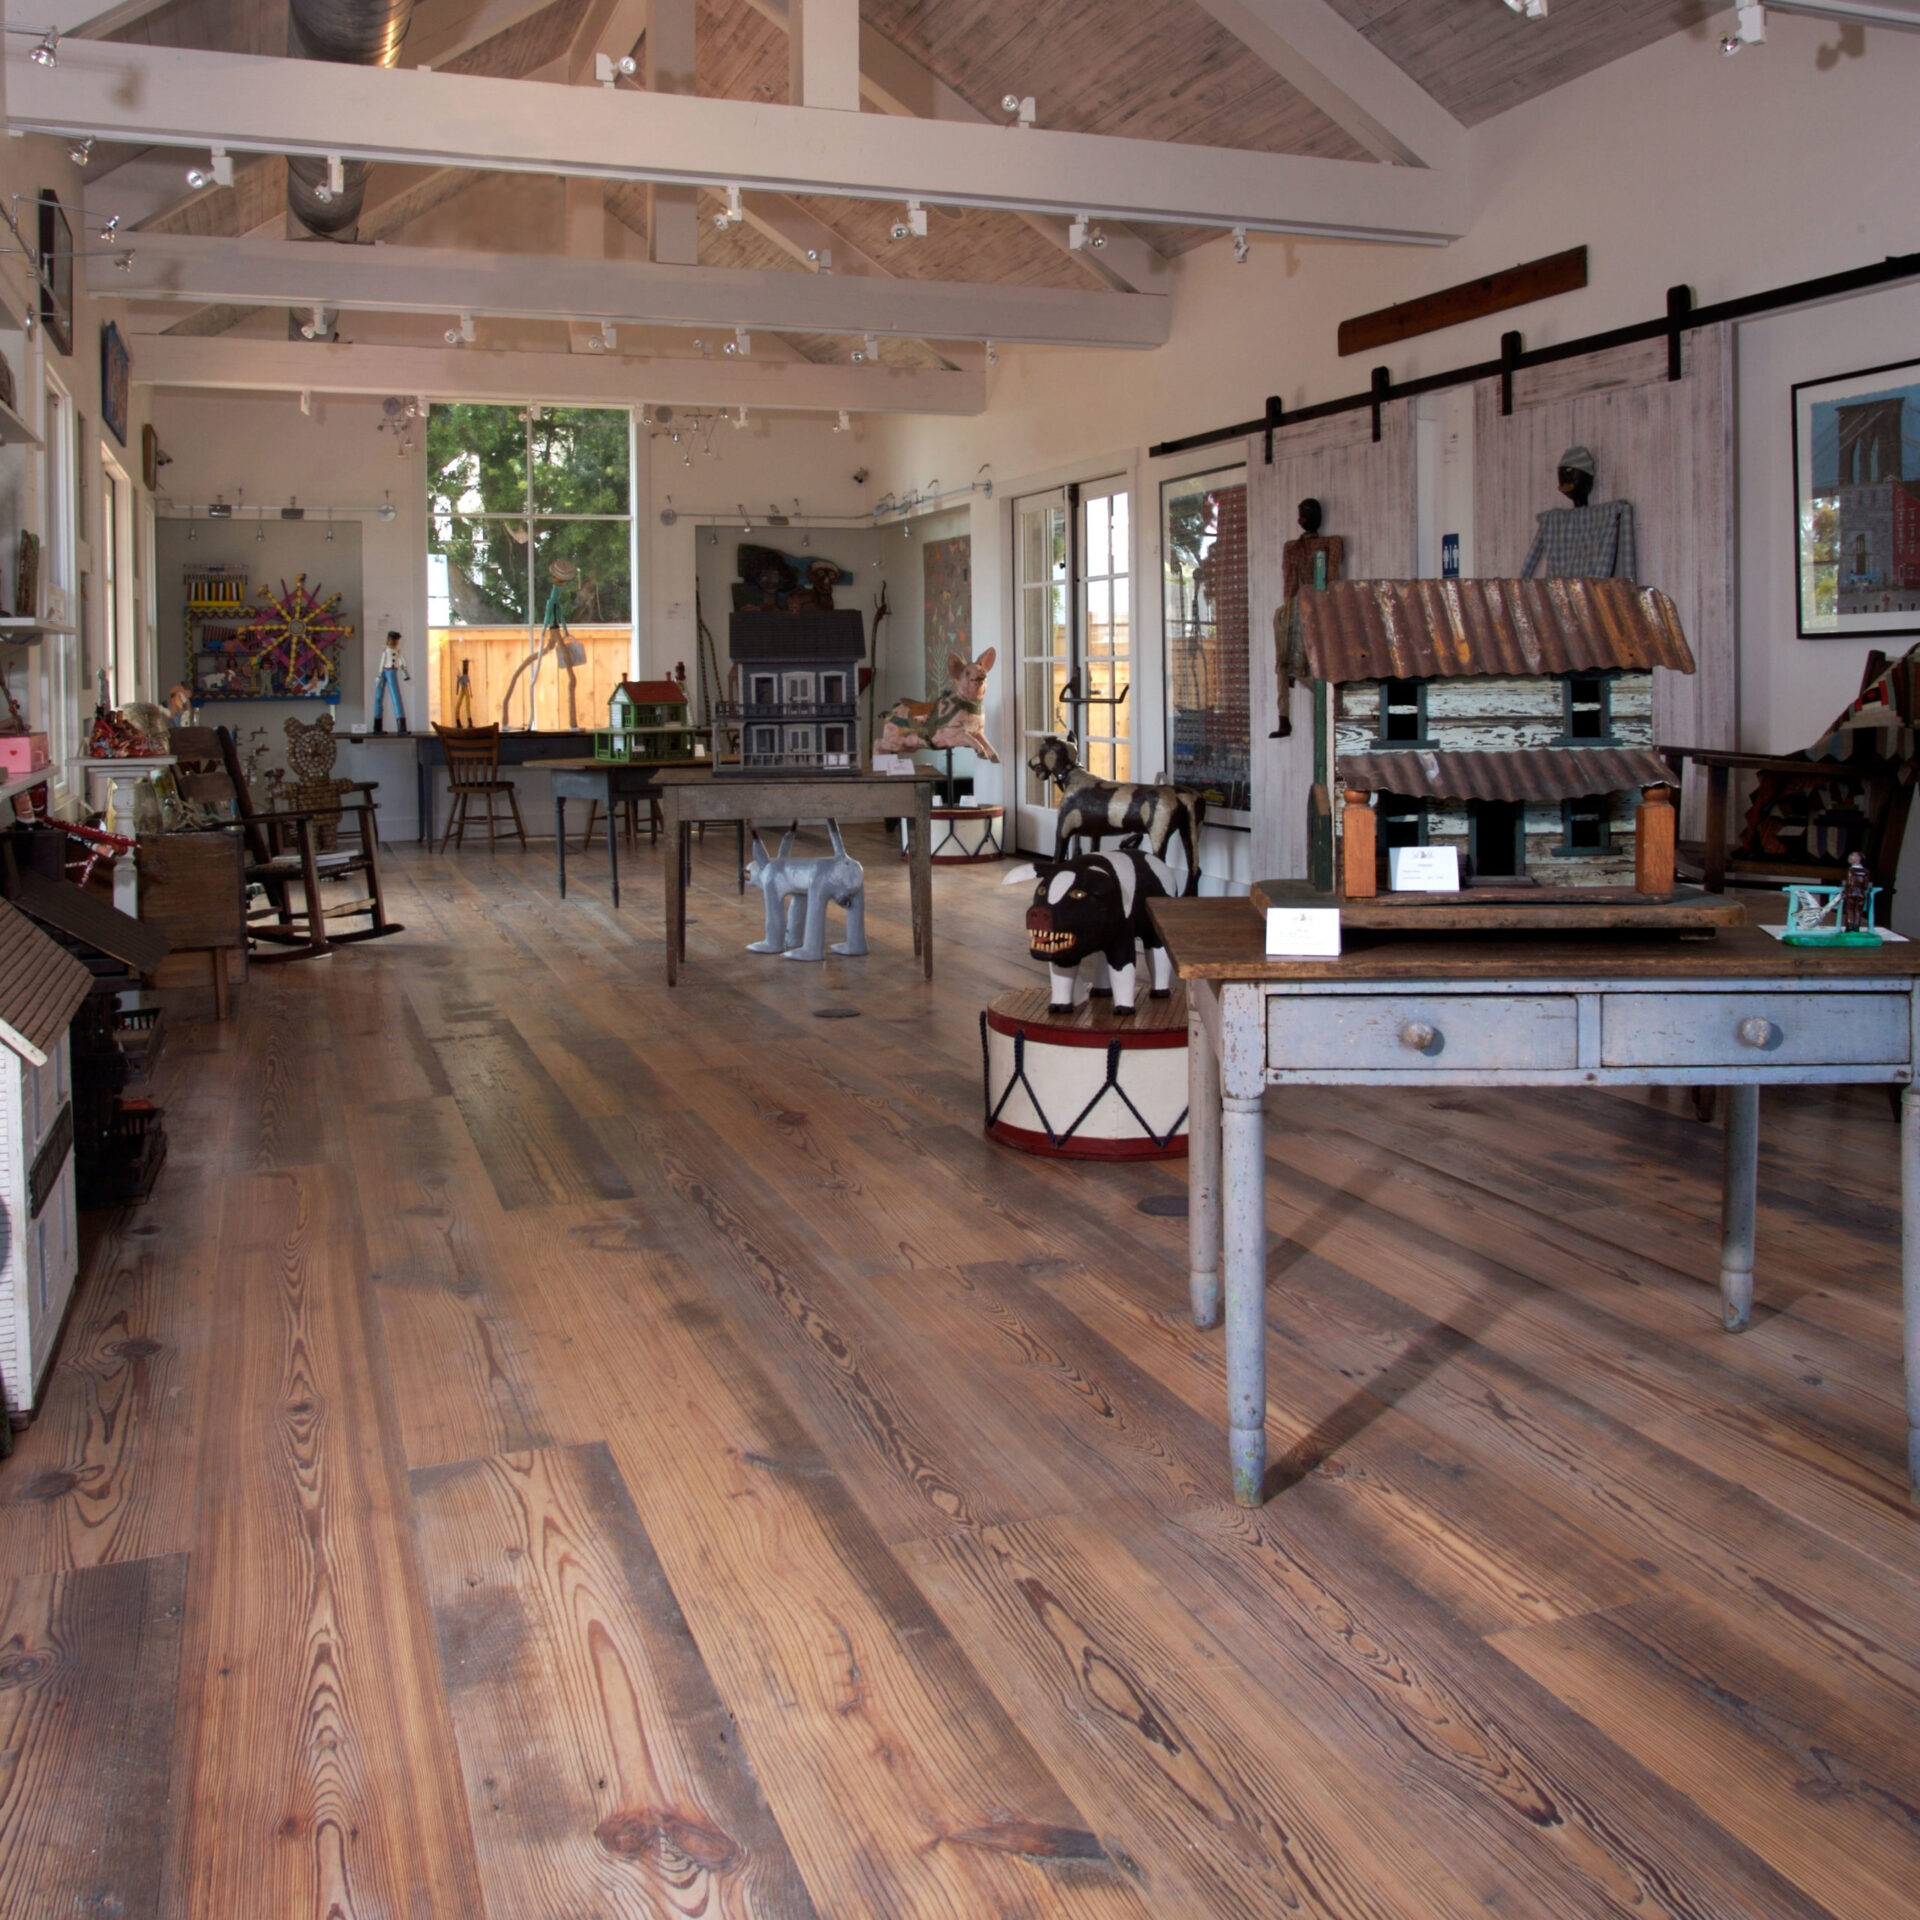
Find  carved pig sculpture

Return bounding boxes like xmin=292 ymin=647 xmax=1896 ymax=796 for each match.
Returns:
xmin=1004 ymin=847 xmax=1174 ymax=1014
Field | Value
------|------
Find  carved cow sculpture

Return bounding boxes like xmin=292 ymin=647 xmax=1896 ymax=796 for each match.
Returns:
xmin=1026 ymin=735 xmax=1204 ymax=895
xmin=1004 ymin=847 xmax=1173 ymax=1014
xmin=746 ymin=824 xmax=869 ymax=961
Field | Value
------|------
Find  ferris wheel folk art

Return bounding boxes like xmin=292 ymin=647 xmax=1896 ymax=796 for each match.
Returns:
xmin=241 ymin=574 xmax=352 ymax=699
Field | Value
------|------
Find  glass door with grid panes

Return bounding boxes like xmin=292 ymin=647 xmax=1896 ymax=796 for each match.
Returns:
xmin=1014 ymin=480 xmax=1133 ymax=852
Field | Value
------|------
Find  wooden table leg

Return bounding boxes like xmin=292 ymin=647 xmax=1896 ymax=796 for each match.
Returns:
xmin=1222 ymin=1087 xmax=1267 ymax=1505
xmin=607 ymin=788 xmax=621 ymax=910
xmin=1188 ymin=991 xmax=1222 ymax=1330
xmin=1903 ymin=1082 xmax=1920 ymax=1500
xmin=1719 ymin=1082 xmax=1759 ymax=1331
xmin=736 ymin=820 xmax=746 ymax=893
xmin=912 ymin=791 xmax=933 ymax=978
xmin=663 ymin=794 xmax=682 ymax=984
xmin=1704 ymin=763 xmax=1731 ymax=892
xmin=554 ymin=794 xmax=568 ymax=899
xmin=418 ymin=753 xmax=432 ymax=847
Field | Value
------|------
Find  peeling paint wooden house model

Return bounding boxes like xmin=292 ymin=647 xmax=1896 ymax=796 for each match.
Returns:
xmin=1297 ymin=579 xmax=1693 ymax=894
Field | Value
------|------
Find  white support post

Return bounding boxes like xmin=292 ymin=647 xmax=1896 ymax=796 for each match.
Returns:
xmin=789 ymin=0 xmax=860 ymax=112
xmin=646 ymin=0 xmax=700 ymax=266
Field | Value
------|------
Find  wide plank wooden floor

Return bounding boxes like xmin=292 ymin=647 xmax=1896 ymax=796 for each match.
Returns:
xmin=3 ymin=825 xmax=1918 ymax=1918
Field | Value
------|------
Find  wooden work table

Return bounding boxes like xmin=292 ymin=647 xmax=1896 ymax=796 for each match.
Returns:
xmin=653 ymin=768 xmax=936 ymax=985
xmin=1151 ymin=897 xmax=1920 ymax=1506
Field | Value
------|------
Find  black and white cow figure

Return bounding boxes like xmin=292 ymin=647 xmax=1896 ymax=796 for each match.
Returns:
xmin=1004 ymin=846 xmax=1174 ymax=1015
xmin=1025 ymin=735 xmax=1205 ymax=896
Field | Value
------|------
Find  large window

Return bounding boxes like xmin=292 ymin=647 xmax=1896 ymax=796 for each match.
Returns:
xmin=1162 ymin=467 xmax=1248 ymax=815
xmin=426 ymin=404 xmax=634 ymax=729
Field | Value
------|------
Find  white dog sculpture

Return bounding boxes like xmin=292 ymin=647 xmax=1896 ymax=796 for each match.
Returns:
xmin=746 ymin=823 xmax=869 ymax=961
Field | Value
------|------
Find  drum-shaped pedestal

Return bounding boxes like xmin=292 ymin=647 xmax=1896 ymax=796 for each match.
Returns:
xmin=981 ymin=985 xmax=1188 ymax=1159
xmin=899 ymin=804 xmax=1004 ymax=863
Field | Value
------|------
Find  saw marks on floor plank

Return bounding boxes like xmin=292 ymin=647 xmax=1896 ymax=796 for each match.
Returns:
xmin=0 ymin=1552 xmax=186 ymax=1920
xmin=411 ymin=1440 xmax=818 ymax=1920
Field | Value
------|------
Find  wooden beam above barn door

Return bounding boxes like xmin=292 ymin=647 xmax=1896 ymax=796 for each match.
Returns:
xmin=130 ymin=335 xmax=987 ymax=413
xmin=7 ymin=42 xmax=1465 ymax=243
xmin=111 ymin=233 xmax=1171 ymax=347
xmin=1185 ymin=0 xmax=1465 ymax=171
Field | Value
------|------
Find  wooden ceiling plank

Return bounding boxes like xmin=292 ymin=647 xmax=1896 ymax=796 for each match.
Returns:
xmin=403 ymin=0 xmax=566 ymax=70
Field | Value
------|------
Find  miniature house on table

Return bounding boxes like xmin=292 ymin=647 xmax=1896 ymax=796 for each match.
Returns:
xmin=1297 ymin=578 xmax=1693 ymax=895
xmin=717 ymin=608 xmax=865 ymax=775
xmin=0 ymin=898 xmax=91 ymax=1419
xmin=597 ymin=678 xmax=697 ymax=762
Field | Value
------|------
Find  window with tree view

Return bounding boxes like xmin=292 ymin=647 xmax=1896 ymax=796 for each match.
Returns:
xmin=1163 ymin=466 xmax=1249 ymax=815
xmin=426 ymin=403 xmax=634 ymax=729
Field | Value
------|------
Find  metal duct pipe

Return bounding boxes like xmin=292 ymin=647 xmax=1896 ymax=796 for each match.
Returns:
xmin=285 ymin=0 xmax=414 ymax=239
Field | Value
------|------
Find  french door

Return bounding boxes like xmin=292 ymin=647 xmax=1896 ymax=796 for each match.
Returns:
xmin=1014 ymin=478 xmax=1133 ymax=853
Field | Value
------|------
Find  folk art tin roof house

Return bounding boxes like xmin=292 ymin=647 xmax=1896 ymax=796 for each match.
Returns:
xmin=1296 ymin=578 xmax=1694 ymax=895
xmin=597 ymin=677 xmax=697 ymax=763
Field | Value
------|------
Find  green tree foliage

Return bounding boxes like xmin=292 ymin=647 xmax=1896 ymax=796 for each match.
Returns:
xmin=428 ymin=404 xmax=633 ymax=626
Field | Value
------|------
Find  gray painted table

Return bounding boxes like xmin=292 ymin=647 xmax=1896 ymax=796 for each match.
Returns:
xmin=1151 ymin=901 xmax=1920 ymax=1507
xmin=655 ymin=768 xmax=938 ymax=985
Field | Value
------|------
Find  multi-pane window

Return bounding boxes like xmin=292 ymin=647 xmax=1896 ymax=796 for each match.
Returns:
xmin=1378 ymin=795 xmax=1427 ymax=849
xmin=426 ymin=403 xmax=634 ymax=728
xmin=1379 ymin=678 xmax=1427 ymax=744
xmin=1563 ymin=672 xmax=1613 ymax=741
xmin=1561 ymin=794 xmax=1611 ymax=853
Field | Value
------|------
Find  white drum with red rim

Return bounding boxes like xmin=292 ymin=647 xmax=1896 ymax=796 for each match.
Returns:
xmin=899 ymin=804 xmax=1004 ymax=863
xmin=982 ymin=985 xmax=1188 ymax=1160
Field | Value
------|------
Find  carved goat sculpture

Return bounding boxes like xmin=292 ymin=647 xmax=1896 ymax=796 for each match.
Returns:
xmin=1026 ymin=735 xmax=1204 ymax=896
xmin=746 ymin=824 xmax=869 ymax=961
xmin=1004 ymin=847 xmax=1174 ymax=1014
xmin=878 ymin=648 xmax=998 ymax=762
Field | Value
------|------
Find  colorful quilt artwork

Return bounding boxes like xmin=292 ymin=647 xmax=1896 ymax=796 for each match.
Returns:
xmin=922 ymin=535 xmax=972 ymax=699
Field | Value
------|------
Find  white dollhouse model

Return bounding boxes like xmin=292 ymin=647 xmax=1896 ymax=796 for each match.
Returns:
xmin=0 ymin=899 xmax=92 ymax=1419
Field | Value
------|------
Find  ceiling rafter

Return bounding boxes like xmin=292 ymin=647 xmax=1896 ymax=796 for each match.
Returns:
xmin=6 ymin=40 xmax=1466 ymax=243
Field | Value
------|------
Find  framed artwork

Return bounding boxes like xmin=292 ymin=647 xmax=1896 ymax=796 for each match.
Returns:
xmin=100 ymin=322 xmax=130 ymax=448
xmin=35 ymin=191 xmax=72 ymax=358
xmin=1793 ymin=356 xmax=1920 ymax=638
xmin=922 ymin=534 xmax=972 ymax=696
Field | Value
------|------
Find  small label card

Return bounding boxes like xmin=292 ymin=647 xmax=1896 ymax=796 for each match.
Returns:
xmin=1266 ymin=906 xmax=1343 ymax=957
xmin=1389 ymin=845 xmax=1460 ymax=892
xmin=872 ymin=751 xmax=916 ymax=777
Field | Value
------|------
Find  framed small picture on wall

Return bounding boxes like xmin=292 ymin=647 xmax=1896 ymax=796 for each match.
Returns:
xmin=1793 ymin=356 xmax=1920 ymax=638
xmin=101 ymin=322 xmax=130 ymax=447
xmin=35 ymin=191 xmax=72 ymax=358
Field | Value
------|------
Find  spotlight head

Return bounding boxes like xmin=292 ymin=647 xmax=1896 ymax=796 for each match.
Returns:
xmin=186 ymin=168 xmax=211 ymax=190
xmin=30 ymin=32 xmax=59 ymax=68
xmin=68 ymin=138 xmax=93 ymax=167
xmin=1002 ymin=93 xmax=1020 ymax=113
xmin=1232 ymin=226 xmax=1250 ymax=264
xmin=890 ymin=221 xmax=910 ymax=242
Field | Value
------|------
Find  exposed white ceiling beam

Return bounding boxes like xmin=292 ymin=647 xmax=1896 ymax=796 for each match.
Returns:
xmin=737 ymin=0 xmax=1168 ymax=294
xmin=6 ymin=42 xmax=1465 ymax=243
xmin=566 ymin=0 xmax=650 ymax=78
xmin=133 ymin=335 xmax=985 ymax=413
xmin=401 ymin=0 xmax=559 ymax=70
xmin=740 ymin=192 xmax=888 ymax=277
xmin=112 ymin=233 xmax=1171 ymax=346
xmin=34 ymin=0 xmax=171 ymax=36
xmin=790 ymin=0 xmax=860 ymax=112
xmin=1187 ymin=0 xmax=1464 ymax=170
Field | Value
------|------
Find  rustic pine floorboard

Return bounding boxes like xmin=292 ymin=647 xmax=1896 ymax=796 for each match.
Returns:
xmin=2 ymin=825 xmax=1918 ymax=1917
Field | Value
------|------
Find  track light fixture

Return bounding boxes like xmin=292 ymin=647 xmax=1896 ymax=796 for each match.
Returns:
xmin=30 ymin=30 xmax=58 ymax=67
xmin=1501 ymin=0 xmax=1548 ymax=15
xmin=986 ymin=340 xmax=998 ymax=365
xmin=444 ymin=312 xmax=477 ymax=347
xmin=594 ymin=51 xmax=637 ymax=86
xmin=724 ymin=325 xmax=750 ymax=356
xmin=736 ymin=407 xmax=750 ymax=427
xmin=300 ymin=305 xmax=332 ymax=340
xmin=1001 ymin=93 xmax=1036 ymax=128
xmin=68 ymin=137 xmax=92 ymax=167
xmin=587 ymin=318 xmax=617 ymax=352
xmin=855 ymin=332 xmax=879 ymax=364
xmin=311 ymin=153 xmax=346 ymax=206
xmin=1721 ymin=0 xmax=1765 ymax=51
xmin=890 ymin=200 xmax=928 ymax=241
xmin=1232 ymin=226 xmax=1250 ymax=264
xmin=186 ymin=146 xmax=234 ymax=191
xmin=835 ymin=409 xmax=852 ymax=433
xmin=1067 ymin=215 xmax=1106 ymax=251
xmin=713 ymin=185 xmax=744 ymax=230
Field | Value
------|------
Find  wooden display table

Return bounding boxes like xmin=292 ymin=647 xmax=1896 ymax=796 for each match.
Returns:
xmin=528 ymin=757 xmax=708 ymax=912
xmin=983 ymin=985 xmax=1188 ymax=1158
xmin=655 ymin=768 xmax=936 ymax=985
xmin=1152 ymin=898 xmax=1920 ymax=1507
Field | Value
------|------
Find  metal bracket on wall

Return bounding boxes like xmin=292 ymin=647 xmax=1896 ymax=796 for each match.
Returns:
xmin=1666 ymin=283 xmax=1692 ymax=382
xmin=1263 ymin=393 xmax=1282 ymax=465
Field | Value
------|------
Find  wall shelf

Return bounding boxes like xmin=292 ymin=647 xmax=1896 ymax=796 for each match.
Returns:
xmin=1 ymin=765 xmax=52 ymax=806
xmin=0 ymin=619 xmax=77 ymax=642
xmin=0 ymin=399 xmax=42 ymax=451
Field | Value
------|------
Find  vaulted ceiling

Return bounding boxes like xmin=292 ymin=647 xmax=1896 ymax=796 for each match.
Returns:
xmin=32 ymin=0 xmax=1716 ymax=405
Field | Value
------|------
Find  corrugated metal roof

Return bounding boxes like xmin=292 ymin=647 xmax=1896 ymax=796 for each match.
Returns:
xmin=1298 ymin=579 xmax=1695 ymax=683
xmin=1340 ymin=746 xmax=1678 ymax=803
xmin=0 ymin=897 xmax=93 ymax=1067
xmin=729 ymin=609 xmax=866 ymax=662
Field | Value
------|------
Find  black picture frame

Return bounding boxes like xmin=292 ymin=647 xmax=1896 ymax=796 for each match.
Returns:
xmin=1792 ymin=354 xmax=1920 ymax=640
xmin=36 ymin=190 xmax=72 ymax=358
xmin=101 ymin=321 xmax=130 ymax=447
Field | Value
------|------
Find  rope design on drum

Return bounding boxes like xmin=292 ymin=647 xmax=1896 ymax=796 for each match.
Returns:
xmin=979 ymin=1011 xmax=1188 ymax=1150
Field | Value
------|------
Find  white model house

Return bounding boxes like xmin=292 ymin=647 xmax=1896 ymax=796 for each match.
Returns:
xmin=0 ymin=898 xmax=91 ymax=1420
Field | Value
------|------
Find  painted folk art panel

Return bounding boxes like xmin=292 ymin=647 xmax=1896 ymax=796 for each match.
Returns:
xmin=922 ymin=535 xmax=972 ymax=697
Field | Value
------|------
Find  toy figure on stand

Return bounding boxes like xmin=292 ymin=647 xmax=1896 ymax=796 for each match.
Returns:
xmin=499 ymin=558 xmax=586 ymax=729
xmin=373 ymin=630 xmax=410 ymax=734
xmin=1842 ymin=849 xmax=1873 ymax=933
xmin=1271 ymin=498 xmax=1343 ymax=737
xmin=452 ymin=656 xmax=474 ymax=726
xmin=1522 ymin=445 xmax=1638 ymax=581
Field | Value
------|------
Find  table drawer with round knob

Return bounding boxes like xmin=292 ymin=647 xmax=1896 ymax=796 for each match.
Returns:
xmin=1267 ymin=995 xmax=1580 ymax=1073
xmin=1598 ymin=992 xmax=1911 ymax=1069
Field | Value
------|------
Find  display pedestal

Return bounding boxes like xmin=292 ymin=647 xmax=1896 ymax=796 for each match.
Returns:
xmin=981 ymin=984 xmax=1188 ymax=1159
xmin=900 ymin=804 xmax=1004 ymax=863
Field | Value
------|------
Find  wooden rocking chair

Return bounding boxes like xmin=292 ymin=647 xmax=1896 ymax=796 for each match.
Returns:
xmin=214 ymin=726 xmax=403 ymax=960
